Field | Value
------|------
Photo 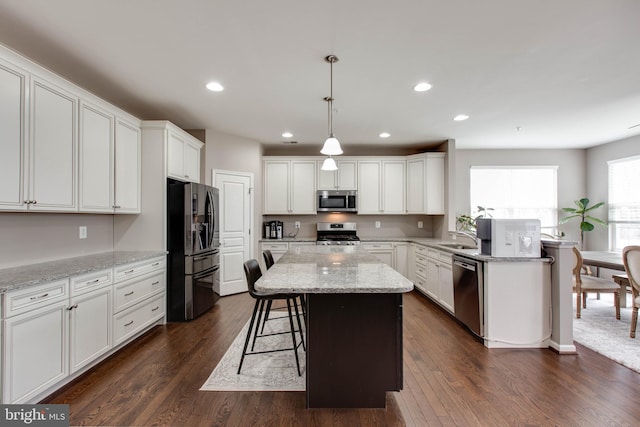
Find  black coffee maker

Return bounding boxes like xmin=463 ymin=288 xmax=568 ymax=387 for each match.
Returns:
xmin=264 ymin=221 xmax=283 ymax=239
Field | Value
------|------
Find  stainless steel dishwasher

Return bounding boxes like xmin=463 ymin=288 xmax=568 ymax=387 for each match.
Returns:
xmin=452 ymin=255 xmax=484 ymax=337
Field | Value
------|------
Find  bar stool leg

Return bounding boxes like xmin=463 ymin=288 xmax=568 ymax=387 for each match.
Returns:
xmin=238 ymin=299 xmax=260 ymax=374
xmin=286 ymin=298 xmax=302 ymax=376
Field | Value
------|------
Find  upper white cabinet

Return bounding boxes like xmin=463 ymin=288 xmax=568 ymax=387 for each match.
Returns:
xmin=0 ymin=59 xmax=27 ymax=211
xmin=0 ymin=45 xmax=142 ymax=214
xmin=28 ymin=78 xmax=78 ymax=211
xmin=79 ymin=103 xmax=141 ymax=214
xmin=358 ymin=159 xmax=406 ymax=214
xmin=263 ymin=159 xmax=316 ymax=214
xmin=406 ymin=153 xmax=445 ymax=215
xmin=113 ymin=118 xmax=141 ymax=213
xmin=167 ymin=130 xmax=202 ymax=183
xmin=317 ymin=158 xmax=357 ymax=190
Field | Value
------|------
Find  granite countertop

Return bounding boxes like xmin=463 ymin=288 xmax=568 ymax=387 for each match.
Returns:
xmin=0 ymin=251 xmax=167 ymax=294
xmin=255 ymin=245 xmax=414 ymax=294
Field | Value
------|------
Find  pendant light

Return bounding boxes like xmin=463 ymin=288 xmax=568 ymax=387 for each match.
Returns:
xmin=320 ymin=55 xmax=343 ymax=157
xmin=321 ymin=156 xmax=338 ymax=171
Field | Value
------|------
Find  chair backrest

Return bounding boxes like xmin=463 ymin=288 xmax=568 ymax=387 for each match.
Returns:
xmin=572 ymin=247 xmax=584 ymax=284
xmin=263 ymin=250 xmax=275 ymax=270
xmin=243 ymin=259 xmax=262 ymax=298
xmin=623 ymin=246 xmax=640 ymax=294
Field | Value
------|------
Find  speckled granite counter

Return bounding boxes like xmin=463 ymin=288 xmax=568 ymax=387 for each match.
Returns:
xmin=0 ymin=251 xmax=167 ymax=293
xmin=255 ymin=245 xmax=413 ymax=294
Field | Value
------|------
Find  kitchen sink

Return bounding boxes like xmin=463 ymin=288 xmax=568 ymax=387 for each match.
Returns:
xmin=438 ymin=243 xmax=477 ymax=250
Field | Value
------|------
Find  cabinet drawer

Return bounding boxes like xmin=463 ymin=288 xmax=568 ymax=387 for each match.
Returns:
xmin=415 ymin=245 xmax=428 ymax=256
xmin=439 ymin=251 xmax=452 ymax=264
xmin=70 ymin=269 xmax=113 ymax=296
xmin=415 ymin=253 xmax=428 ymax=267
xmin=113 ymin=293 xmax=165 ymax=345
xmin=261 ymin=242 xmax=288 ymax=251
xmin=363 ymin=242 xmax=394 ymax=250
xmin=3 ymin=279 xmax=68 ymax=318
xmin=415 ymin=264 xmax=428 ymax=278
xmin=414 ymin=273 xmax=427 ymax=292
xmin=114 ymin=272 xmax=165 ymax=313
xmin=114 ymin=256 xmax=165 ymax=282
xmin=427 ymin=248 xmax=440 ymax=259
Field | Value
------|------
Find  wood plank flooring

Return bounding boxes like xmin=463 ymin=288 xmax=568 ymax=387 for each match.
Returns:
xmin=44 ymin=291 xmax=640 ymax=426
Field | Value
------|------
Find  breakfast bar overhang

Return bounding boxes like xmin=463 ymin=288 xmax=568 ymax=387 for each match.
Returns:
xmin=255 ymin=245 xmax=414 ymax=408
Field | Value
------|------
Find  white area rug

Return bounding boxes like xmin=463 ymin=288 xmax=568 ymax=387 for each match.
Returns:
xmin=573 ymin=293 xmax=640 ymax=373
xmin=200 ymin=309 xmax=306 ymax=391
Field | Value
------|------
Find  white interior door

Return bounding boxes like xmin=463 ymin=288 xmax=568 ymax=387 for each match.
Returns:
xmin=214 ymin=170 xmax=253 ymax=296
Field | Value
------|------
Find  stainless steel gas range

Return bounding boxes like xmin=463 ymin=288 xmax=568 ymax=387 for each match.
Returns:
xmin=316 ymin=222 xmax=361 ymax=246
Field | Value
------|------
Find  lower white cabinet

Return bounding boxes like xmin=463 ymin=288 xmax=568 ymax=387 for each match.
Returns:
xmin=425 ymin=248 xmax=454 ymax=313
xmin=361 ymin=242 xmax=395 ymax=268
xmin=0 ymin=255 xmax=166 ymax=404
xmin=3 ymin=299 xmax=69 ymax=404
xmin=260 ymin=241 xmax=315 ymax=271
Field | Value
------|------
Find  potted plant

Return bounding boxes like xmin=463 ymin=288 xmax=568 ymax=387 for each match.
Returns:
xmin=456 ymin=206 xmax=494 ymax=232
xmin=559 ymin=198 xmax=606 ymax=249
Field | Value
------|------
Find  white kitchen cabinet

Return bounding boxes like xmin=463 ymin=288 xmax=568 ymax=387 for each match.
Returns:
xmin=426 ymin=248 xmax=454 ymax=313
xmin=0 ymin=59 xmax=28 ymax=211
xmin=168 ymin=129 xmax=202 ymax=183
xmin=394 ymin=242 xmax=409 ymax=278
xmin=317 ymin=158 xmax=357 ymax=190
xmin=28 ymin=77 xmax=78 ymax=211
xmin=362 ymin=242 xmax=395 ymax=268
xmin=2 ymin=279 xmax=70 ymax=404
xmin=113 ymin=117 xmax=141 ymax=213
xmin=357 ymin=159 xmax=406 ymax=214
xmin=68 ymin=269 xmax=113 ymax=373
xmin=263 ymin=159 xmax=316 ymax=214
xmin=79 ymin=103 xmax=141 ymax=214
xmin=413 ymin=244 xmax=429 ymax=294
xmin=79 ymin=101 xmax=114 ymax=212
xmin=406 ymin=153 xmax=445 ymax=215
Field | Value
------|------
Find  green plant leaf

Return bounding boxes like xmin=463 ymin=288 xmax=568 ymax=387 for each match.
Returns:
xmin=580 ymin=222 xmax=595 ymax=231
xmin=559 ymin=215 xmax=580 ymax=224
xmin=578 ymin=198 xmax=590 ymax=208
xmin=586 ymin=216 xmax=607 ymax=225
xmin=562 ymin=207 xmax=578 ymax=213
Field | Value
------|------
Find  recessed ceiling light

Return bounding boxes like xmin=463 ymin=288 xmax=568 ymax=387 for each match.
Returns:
xmin=453 ymin=114 xmax=469 ymax=121
xmin=379 ymin=132 xmax=391 ymax=138
xmin=206 ymin=81 xmax=224 ymax=92
xmin=413 ymin=82 xmax=432 ymax=92
xmin=282 ymin=132 xmax=293 ymax=138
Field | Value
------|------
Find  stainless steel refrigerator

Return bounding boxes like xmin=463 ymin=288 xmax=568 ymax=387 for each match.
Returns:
xmin=167 ymin=179 xmax=220 ymax=321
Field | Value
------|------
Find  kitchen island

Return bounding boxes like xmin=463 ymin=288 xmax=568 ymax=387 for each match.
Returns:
xmin=255 ymin=245 xmax=413 ymax=408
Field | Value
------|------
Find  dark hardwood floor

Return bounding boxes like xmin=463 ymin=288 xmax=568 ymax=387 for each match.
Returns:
xmin=45 ymin=291 xmax=640 ymax=426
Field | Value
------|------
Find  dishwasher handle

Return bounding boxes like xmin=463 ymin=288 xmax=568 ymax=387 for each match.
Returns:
xmin=453 ymin=258 xmax=477 ymax=271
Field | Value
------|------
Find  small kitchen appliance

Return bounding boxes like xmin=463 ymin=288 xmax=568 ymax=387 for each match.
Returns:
xmin=476 ymin=218 xmax=541 ymax=258
xmin=264 ymin=221 xmax=283 ymax=239
xmin=317 ymin=190 xmax=357 ymax=213
xmin=316 ymin=222 xmax=360 ymax=245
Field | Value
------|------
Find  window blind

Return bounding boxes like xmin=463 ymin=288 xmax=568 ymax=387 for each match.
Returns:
xmin=608 ymin=155 xmax=640 ymax=224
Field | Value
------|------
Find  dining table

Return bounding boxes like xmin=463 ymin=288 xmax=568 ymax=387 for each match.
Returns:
xmin=580 ymin=250 xmax=629 ymax=307
xmin=254 ymin=245 xmax=413 ymax=408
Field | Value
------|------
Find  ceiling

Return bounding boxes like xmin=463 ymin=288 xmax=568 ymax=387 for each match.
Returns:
xmin=1 ymin=0 xmax=639 ymax=151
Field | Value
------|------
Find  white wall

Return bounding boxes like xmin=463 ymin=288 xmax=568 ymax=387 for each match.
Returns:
xmin=204 ymin=129 xmax=263 ymax=259
xmin=586 ymin=134 xmax=640 ymax=250
xmin=454 ymin=149 xmax=586 ymax=243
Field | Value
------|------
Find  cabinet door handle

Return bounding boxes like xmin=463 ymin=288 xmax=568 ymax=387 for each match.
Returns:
xmin=66 ymin=304 xmax=78 ymax=311
xmin=124 ymin=269 xmax=135 ymax=274
xmin=30 ymin=293 xmax=49 ymax=300
xmin=125 ymin=291 xmax=135 ymax=296
xmin=152 ymin=306 xmax=160 ymax=312
xmin=151 ymin=281 xmax=160 ymax=285
xmin=124 ymin=320 xmax=134 ymax=327
xmin=152 ymin=262 xmax=160 ymax=266
xmin=87 ymin=278 xmax=100 ymax=285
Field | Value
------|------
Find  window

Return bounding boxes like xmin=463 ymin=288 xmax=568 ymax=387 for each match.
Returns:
xmin=469 ymin=166 xmax=558 ymax=229
xmin=608 ymin=155 xmax=640 ymax=252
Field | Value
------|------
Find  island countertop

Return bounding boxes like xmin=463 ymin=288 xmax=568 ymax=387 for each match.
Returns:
xmin=255 ymin=245 xmax=414 ymax=294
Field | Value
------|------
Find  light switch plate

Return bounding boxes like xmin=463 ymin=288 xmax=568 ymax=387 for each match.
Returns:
xmin=79 ymin=226 xmax=87 ymax=239
xmin=375 ymin=221 xmax=381 ymax=228
xmin=418 ymin=221 xmax=423 ymax=228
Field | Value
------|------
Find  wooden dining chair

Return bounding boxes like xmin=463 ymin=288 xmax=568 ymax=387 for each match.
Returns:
xmin=622 ymin=246 xmax=640 ymax=338
xmin=572 ymin=247 xmax=620 ymax=319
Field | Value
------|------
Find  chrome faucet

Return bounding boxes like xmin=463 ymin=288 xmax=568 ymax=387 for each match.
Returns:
xmin=455 ymin=230 xmax=479 ymax=245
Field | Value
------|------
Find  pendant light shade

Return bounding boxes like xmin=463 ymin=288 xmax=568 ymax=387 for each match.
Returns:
xmin=321 ymin=136 xmax=343 ymax=155
xmin=320 ymin=55 xmax=343 ymax=156
xmin=321 ymin=156 xmax=338 ymax=171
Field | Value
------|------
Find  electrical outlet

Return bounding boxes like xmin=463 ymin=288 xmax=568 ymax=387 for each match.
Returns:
xmin=79 ymin=226 xmax=87 ymax=239
xmin=295 ymin=221 xmax=301 ymax=229
xmin=418 ymin=221 xmax=423 ymax=229
xmin=375 ymin=221 xmax=381 ymax=228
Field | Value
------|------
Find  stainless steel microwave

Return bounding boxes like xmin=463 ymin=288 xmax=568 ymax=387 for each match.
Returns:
xmin=317 ymin=190 xmax=357 ymax=212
